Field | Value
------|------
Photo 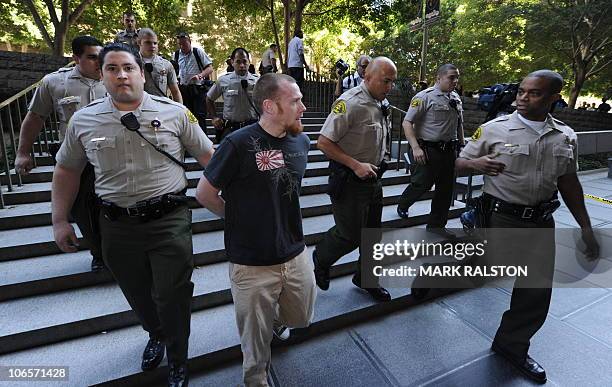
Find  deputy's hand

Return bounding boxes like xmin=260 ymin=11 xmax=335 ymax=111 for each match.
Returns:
xmin=15 ymin=151 xmax=34 ymax=175
xmin=581 ymin=228 xmax=600 ymax=260
xmin=212 ymin=117 xmax=224 ymax=131
xmin=353 ymin=162 xmax=378 ymax=180
xmin=189 ymin=74 xmax=202 ymax=82
xmin=471 ymin=153 xmax=506 ymax=176
xmin=412 ymin=146 xmax=427 ymax=165
xmin=53 ymin=221 xmax=79 ymax=253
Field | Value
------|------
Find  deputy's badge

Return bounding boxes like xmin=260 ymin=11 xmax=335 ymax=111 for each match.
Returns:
xmin=159 ymin=69 xmax=167 ymax=76
xmin=332 ymin=100 xmax=346 ymax=114
xmin=150 ymin=118 xmax=161 ymax=130
xmin=472 ymin=126 xmax=483 ymax=141
xmin=186 ymin=109 xmax=198 ymax=124
xmin=411 ymin=98 xmax=422 ymax=107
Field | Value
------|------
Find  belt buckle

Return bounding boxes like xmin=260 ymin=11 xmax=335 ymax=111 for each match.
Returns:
xmin=521 ymin=207 xmax=534 ymax=219
xmin=126 ymin=206 xmax=140 ymax=217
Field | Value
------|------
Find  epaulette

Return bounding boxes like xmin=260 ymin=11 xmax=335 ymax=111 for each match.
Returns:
xmin=424 ymin=87 xmax=436 ymax=93
xmin=56 ymin=67 xmax=72 ymax=73
xmin=483 ymin=114 xmax=510 ymax=127
xmin=149 ymin=94 xmax=183 ymax=108
xmin=83 ymin=98 xmax=105 ymax=108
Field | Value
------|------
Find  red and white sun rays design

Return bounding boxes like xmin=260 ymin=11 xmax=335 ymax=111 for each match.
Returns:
xmin=255 ymin=150 xmax=285 ymax=171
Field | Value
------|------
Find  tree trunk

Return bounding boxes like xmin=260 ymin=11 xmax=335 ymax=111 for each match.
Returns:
xmin=568 ymin=64 xmax=587 ymax=109
xmin=294 ymin=0 xmax=304 ymax=33
xmin=52 ymin=25 xmax=67 ymax=57
xmin=269 ymin=0 xmax=285 ymax=69
xmin=283 ymin=0 xmax=291 ymax=73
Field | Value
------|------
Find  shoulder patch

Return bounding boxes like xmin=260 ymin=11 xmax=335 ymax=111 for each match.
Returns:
xmin=472 ymin=126 xmax=483 ymax=141
xmin=411 ymin=98 xmax=422 ymax=107
xmin=332 ymin=100 xmax=347 ymax=114
xmin=185 ymin=109 xmax=199 ymax=124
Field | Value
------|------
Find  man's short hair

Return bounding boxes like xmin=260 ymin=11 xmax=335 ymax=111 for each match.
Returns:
xmin=72 ymin=36 xmax=103 ymax=57
xmin=231 ymin=47 xmax=250 ymax=60
xmin=437 ymin=63 xmax=458 ymax=77
xmin=175 ymin=32 xmax=190 ymax=40
xmin=294 ymin=29 xmax=303 ymax=37
xmin=270 ymin=43 xmax=278 ymax=48
xmin=138 ymin=28 xmax=157 ymax=39
xmin=356 ymin=55 xmax=372 ymax=67
xmin=123 ymin=11 xmax=135 ymax=18
xmin=253 ymin=73 xmax=296 ymax=112
xmin=525 ymin=69 xmax=564 ymax=94
xmin=99 ymin=43 xmax=143 ymax=70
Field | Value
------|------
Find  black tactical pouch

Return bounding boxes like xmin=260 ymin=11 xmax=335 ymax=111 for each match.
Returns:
xmin=327 ymin=160 xmax=351 ymax=200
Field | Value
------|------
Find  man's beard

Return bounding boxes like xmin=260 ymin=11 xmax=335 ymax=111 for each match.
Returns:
xmin=286 ymin=120 xmax=303 ymax=135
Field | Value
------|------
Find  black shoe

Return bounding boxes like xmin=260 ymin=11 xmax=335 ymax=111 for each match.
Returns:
xmin=141 ymin=338 xmax=165 ymax=371
xmin=411 ymin=287 xmax=430 ymax=300
xmin=397 ymin=206 xmax=409 ymax=219
xmin=168 ymin=363 xmax=189 ymax=387
xmin=90 ymin=256 xmax=106 ymax=272
xmin=426 ymin=226 xmax=457 ymax=239
xmin=313 ymin=249 xmax=330 ymax=291
xmin=491 ymin=342 xmax=547 ymax=384
xmin=352 ymin=275 xmax=391 ymax=302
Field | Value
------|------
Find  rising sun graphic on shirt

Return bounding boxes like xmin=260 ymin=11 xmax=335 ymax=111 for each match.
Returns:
xmin=250 ymin=136 xmax=300 ymax=200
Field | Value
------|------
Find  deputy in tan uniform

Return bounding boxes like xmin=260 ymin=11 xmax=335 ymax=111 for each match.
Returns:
xmin=51 ymin=43 xmax=214 ymax=387
xmin=206 ymin=47 xmax=259 ymax=143
xmin=137 ymin=28 xmax=182 ymax=103
xmin=313 ymin=57 xmax=396 ymax=302
xmin=114 ymin=11 xmax=139 ymax=48
xmin=397 ymin=64 xmax=464 ymax=240
xmin=456 ymin=70 xmax=599 ymax=384
xmin=15 ymin=35 xmax=106 ymax=271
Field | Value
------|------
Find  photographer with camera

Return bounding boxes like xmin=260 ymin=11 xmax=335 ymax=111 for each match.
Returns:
xmin=138 ymin=28 xmax=182 ymax=103
xmin=206 ymin=48 xmax=259 ymax=143
xmin=334 ymin=55 xmax=371 ymax=97
xmin=396 ymin=64 xmax=464 ymax=240
xmin=175 ymin=32 xmax=213 ymax=131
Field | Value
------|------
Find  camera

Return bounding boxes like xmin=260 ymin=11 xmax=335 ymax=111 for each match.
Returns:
xmin=477 ymin=83 xmax=519 ymax=121
xmin=335 ymin=59 xmax=349 ymax=76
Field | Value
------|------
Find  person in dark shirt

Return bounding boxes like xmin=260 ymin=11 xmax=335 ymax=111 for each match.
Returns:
xmin=196 ymin=73 xmax=317 ymax=387
xmin=597 ymin=97 xmax=610 ymax=113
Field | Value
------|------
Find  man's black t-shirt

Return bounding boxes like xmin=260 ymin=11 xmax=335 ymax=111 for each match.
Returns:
xmin=204 ymin=123 xmax=310 ymax=266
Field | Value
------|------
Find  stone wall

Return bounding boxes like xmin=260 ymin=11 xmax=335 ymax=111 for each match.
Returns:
xmin=461 ymin=97 xmax=612 ymax=135
xmin=0 ymin=51 xmax=69 ymax=102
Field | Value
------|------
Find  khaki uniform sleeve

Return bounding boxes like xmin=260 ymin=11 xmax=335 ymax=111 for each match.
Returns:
xmin=28 ymin=78 xmax=54 ymax=119
xmin=206 ymin=81 xmax=222 ymax=101
xmin=179 ymin=108 xmax=214 ymax=157
xmin=55 ymin=118 xmax=87 ymax=170
xmin=166 ymin=61 xmax=178 ymax=86
xmin=404 ymin=93 xmax=427 ymax=123
xmin=320 ymin=99 xmax=350 ymax=142
xmin=459 ymin=125 xmax=491 ymax=160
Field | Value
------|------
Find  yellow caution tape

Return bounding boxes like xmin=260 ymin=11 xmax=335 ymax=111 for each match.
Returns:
xmin=584 ymin=193 xmax=612 ymax=205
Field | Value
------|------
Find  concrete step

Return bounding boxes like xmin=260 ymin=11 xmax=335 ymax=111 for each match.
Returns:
xmin=0 ymin=269 xmax=427 ymax=386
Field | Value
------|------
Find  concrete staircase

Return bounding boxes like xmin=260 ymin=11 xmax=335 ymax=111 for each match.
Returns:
xmin=0 ymin=112 xmax=467 ymax=386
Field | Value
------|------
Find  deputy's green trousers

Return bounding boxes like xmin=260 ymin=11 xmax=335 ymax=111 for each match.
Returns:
xmin=99 ymin=205 xmax=194 ymax=364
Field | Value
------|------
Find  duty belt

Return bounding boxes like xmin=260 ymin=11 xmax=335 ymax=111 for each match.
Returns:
xmin=484 ymin=193 xmax=560 ymax=223
xmin=99 ymin=191 xmax=189 ymax=222
xmin=419 ymin=139 xmax=458 ymax=152
xmin=224 ymin=119 xmax=257 ymax=131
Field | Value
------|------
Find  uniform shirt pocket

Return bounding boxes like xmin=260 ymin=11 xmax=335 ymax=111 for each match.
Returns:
xmin=432 ymin=103 xmax=450 ymax=121
xmin=147 ymin=132 xmax=173 ymax=168
xmin=85 ymin=137 xmax=118 ymax=172
xmin=496 ymin=143 xmax=530 ymax=174
xmin=552 ymin=143 xmax=574 ymax=177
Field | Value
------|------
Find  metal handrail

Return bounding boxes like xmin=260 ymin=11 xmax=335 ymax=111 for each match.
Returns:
xmin=0 ymin=62 xmax=74 ymax=208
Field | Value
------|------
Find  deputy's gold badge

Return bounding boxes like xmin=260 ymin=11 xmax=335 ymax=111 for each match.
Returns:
xmin=332 ymin=100 xmax=346 ymax=114
xmin=186 ymin=109 xmax=198 ymax=124
xmin=411 ymin=98 xmax=422 ymax=107
xmin=472 ymin=126 xmax=483 ymax=140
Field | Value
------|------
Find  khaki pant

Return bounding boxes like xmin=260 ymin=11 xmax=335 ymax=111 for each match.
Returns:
xmin=229 ymin=248 xmax=317 ymax=387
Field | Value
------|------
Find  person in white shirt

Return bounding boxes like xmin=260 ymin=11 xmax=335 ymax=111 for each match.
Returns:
xmin=287 ymin=30 xmax=310 ymax=90
xmin=259 ymin=44 xmax=278 ymax=74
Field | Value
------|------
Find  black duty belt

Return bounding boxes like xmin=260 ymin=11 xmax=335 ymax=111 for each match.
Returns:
xmin=225 ymin=119 xmax=257 ymax=131
xmin=419 ymin=139 xmax=458 ymax=152
xmin=99 ymin=191 xmax=189 ymax=222
xmin=483 ymin=193 xmax=560 ymax=223
xmin=348 ymin=160 xmax=388 ymax=182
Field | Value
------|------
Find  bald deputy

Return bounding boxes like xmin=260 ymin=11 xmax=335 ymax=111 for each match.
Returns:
xmin=396 ymin=63 xmax=464 ymax=240
xmin=313 ymin=57 xmax=397 ymax=302
xmin=51 ymin=43 xmax=213 ymax=387
xmin=456 ymin=69 xmax=599 ymax=384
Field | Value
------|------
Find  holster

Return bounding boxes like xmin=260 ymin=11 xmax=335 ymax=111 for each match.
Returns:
xmin=327 ymin=160 xmax=351 ymax=200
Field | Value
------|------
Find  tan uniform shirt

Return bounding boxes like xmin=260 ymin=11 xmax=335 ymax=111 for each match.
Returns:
xmin=460 ymin=112 xmax=578 ymax=206
xmin=28 ymin=67 xmax=106 ymax=141
xmin=114 ymin=29 xmax=139 ymax=47
xmin=206 ymin=72 xmax=259 ymax=122
xmin=404 ymin=85 xmax=463 ymax=142
xmin=320 ymin=82 xmax=388 ymax=165
xmin=56 ymin=92 xmax=214 ymax=207
xmin=143 ymin=55 xmax=178 ymax=97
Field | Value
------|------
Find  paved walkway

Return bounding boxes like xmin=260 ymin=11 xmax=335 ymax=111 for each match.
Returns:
xmin=193 ymin=169 xmax=612 ymax=387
